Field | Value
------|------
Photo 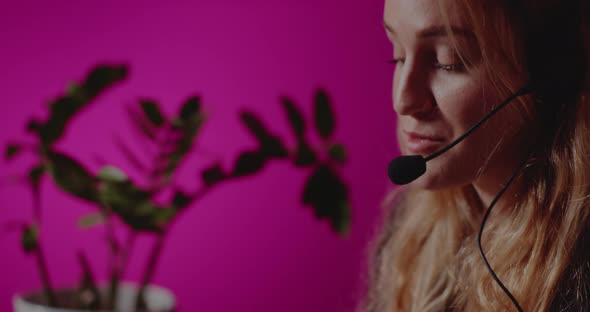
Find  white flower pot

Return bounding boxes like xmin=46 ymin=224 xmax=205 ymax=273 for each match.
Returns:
xmin=13 ymin=282 xmax=175 ymax=312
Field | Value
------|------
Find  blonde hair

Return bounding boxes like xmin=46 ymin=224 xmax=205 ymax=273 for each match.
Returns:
xmin=362 ymin=0 xmax=590 ymax=311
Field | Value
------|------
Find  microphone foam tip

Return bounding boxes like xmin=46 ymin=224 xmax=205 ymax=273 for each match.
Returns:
xmin=387 ymin=155 xmax=426 ymax=185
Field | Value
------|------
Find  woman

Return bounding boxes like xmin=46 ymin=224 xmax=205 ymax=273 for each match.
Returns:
xmin=362 ymin=0 xmax=590 ymax=311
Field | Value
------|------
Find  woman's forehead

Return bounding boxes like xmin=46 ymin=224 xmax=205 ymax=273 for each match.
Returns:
xmin=384 ymin=0 xmax=469 ymax=38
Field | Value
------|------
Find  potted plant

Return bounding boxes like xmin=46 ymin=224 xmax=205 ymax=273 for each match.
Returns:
xmin=5 ymin=64 xmax=351 ymax=311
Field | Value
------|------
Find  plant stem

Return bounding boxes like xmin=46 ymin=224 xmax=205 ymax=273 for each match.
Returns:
xmin=31 ymin=181 xmax=58 ymax=307
xmin=132 ymin=123 xmax=173 ymax=309
xmin=100 ymin=203 xmax=121 ymax=310
xmin=35 ymin=244 xmax=57 ymax=307
xmin=133 ymin=112 xmax=213 ymax=309
xmin=31 ymin=179 xmax=41 ymax=228
xmin=132 ymin=185 xmax=215 ymax=309
xmin=152 ymin=123 xmax=176 ymax=192
xmin=135 ymin=231 xmax=167 ymax=310
xmin=77 ymin=251 xmax=101 ymax=309
xmin=118 ymin=230 xmax=137 ymax=278
xmin=108 ymin=236 xmax=120 ymax=309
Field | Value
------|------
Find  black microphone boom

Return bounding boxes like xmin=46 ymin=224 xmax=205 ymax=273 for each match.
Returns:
xmin=387 ymin=85 xmax=531 ymax=185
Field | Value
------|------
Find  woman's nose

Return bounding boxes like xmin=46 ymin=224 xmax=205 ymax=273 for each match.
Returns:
xmin=393 ymin=61 xmax=436 ymax=117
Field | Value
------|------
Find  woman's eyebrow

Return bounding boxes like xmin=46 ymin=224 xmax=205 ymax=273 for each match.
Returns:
xmin=383 ymin=21 xmax=474 ymax=39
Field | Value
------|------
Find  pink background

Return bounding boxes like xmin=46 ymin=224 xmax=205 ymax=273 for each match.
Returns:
xmin=0 ymin=1 xmax=398 ymax=311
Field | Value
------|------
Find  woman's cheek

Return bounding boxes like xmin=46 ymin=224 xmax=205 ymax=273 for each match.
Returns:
xmin=433 ymin=78 xmax=487 ymax=135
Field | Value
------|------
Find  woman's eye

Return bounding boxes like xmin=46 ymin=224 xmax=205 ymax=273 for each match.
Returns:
xmin=435 ymin=62 xmax=464 ymax=72
xmin=386 ymin=57 xmax=465 ymax=72
xmin=388 ymin=58 xmax=405 ymax=65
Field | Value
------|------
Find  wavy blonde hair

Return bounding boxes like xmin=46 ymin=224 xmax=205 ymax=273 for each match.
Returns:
xmin=362 ymin=0 xmax=590 ymax=311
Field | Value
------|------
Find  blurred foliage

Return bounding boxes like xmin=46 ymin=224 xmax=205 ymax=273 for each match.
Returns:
xmin=237 ymin=89 xmax=351 ymax=234
xmin=27 ymin=66 xmax=127 ymax=147
xmin=4 ymin=64 xmax=352 ymax=310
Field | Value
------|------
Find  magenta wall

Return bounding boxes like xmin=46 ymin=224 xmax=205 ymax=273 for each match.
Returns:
xmin=0 ymin=1 xmax=398 ymax=311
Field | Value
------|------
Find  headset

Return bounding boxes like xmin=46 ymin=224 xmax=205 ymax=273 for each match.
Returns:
xmin=386 ymin=1 xmax=588 ymax=311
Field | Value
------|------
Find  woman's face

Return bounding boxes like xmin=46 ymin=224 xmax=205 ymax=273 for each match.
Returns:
xmin=384 ymin=0 xmax=532 ymax=190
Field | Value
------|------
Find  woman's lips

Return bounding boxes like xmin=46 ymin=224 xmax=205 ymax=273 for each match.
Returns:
xmin=403 ymin=130 xmax=446 ymax=154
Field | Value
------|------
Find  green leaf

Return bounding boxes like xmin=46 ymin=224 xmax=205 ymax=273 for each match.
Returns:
xmin=139 ymin=99 xmax=165 ymax=127
xmin=98 ymin=165 xmax=128 ymax=183
xmin=239 ymin=111 xmax=287 ymax=159
xmin=35 ymin=65 xmax=127 ymax=147
xmin=99 ymin=180 xmax=151 ymax=210
xmin=83 ymin=64 xmax=128 ymax=98
xmin=294 ymin=141 xmax=317 ymax=167
xmin=281 ymin=97 xmax=305 ymax=138
xmin=29 ymin=164 xmax=45 ymax=187
xmin=113 ymin=136 xmax=148 ymax=173
xmin=39 ymin=96 xmax=79 ymax=145
xmin=126 ymin=204 xmax=170 ymax=232
xmin=328 ymin=143 xmax=347 ymax=164
xmin=21 ymin=224 xmax=38 ymax=253
xmin=179 ymin=96 xmax=201 ymax=123
xmin=201 ymin=164 xmax=226 ymax=187
xmin=26 ymin=119 xmax=43 ymax=134
xmin=333 ymin=200 xmax=351 ymax=235
xmin=162 ymin=152 xmax=183 ymax=178
xmin=5 ymin=143 xmax=23 ymax=161
xmin=172 ymin=190 xmax=192 ymax=209
xmin=232 ymin=151 xmax=266 ymax=177
xmin=98 ymin=180 xmax=168 ymax=232
xmin=136 ymin=202 xmax=156 ymax=216
xmin=155 ymin=103 xmax=206 ymax=179
xmin=66 ymin=82 xmax=79 ymax=96
xmin=314 ymin=89 xmax=335 ymax=139
xmin=78 ymin=213 xmax=106 ymax=228
xmin=127 ymin=105 xmax=157 ymax=141
xmin=260 ymin=135 xmax=288 ymax=159
xmin=47 ymin=151 xmax=98 ymax=202
xmin=302 ymin=164 xmax=350 ymax=235
xmin=153 ymin=207 xmax=176 ymax=227
xmin=239 ymin=111 xmax=271 ymax=144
